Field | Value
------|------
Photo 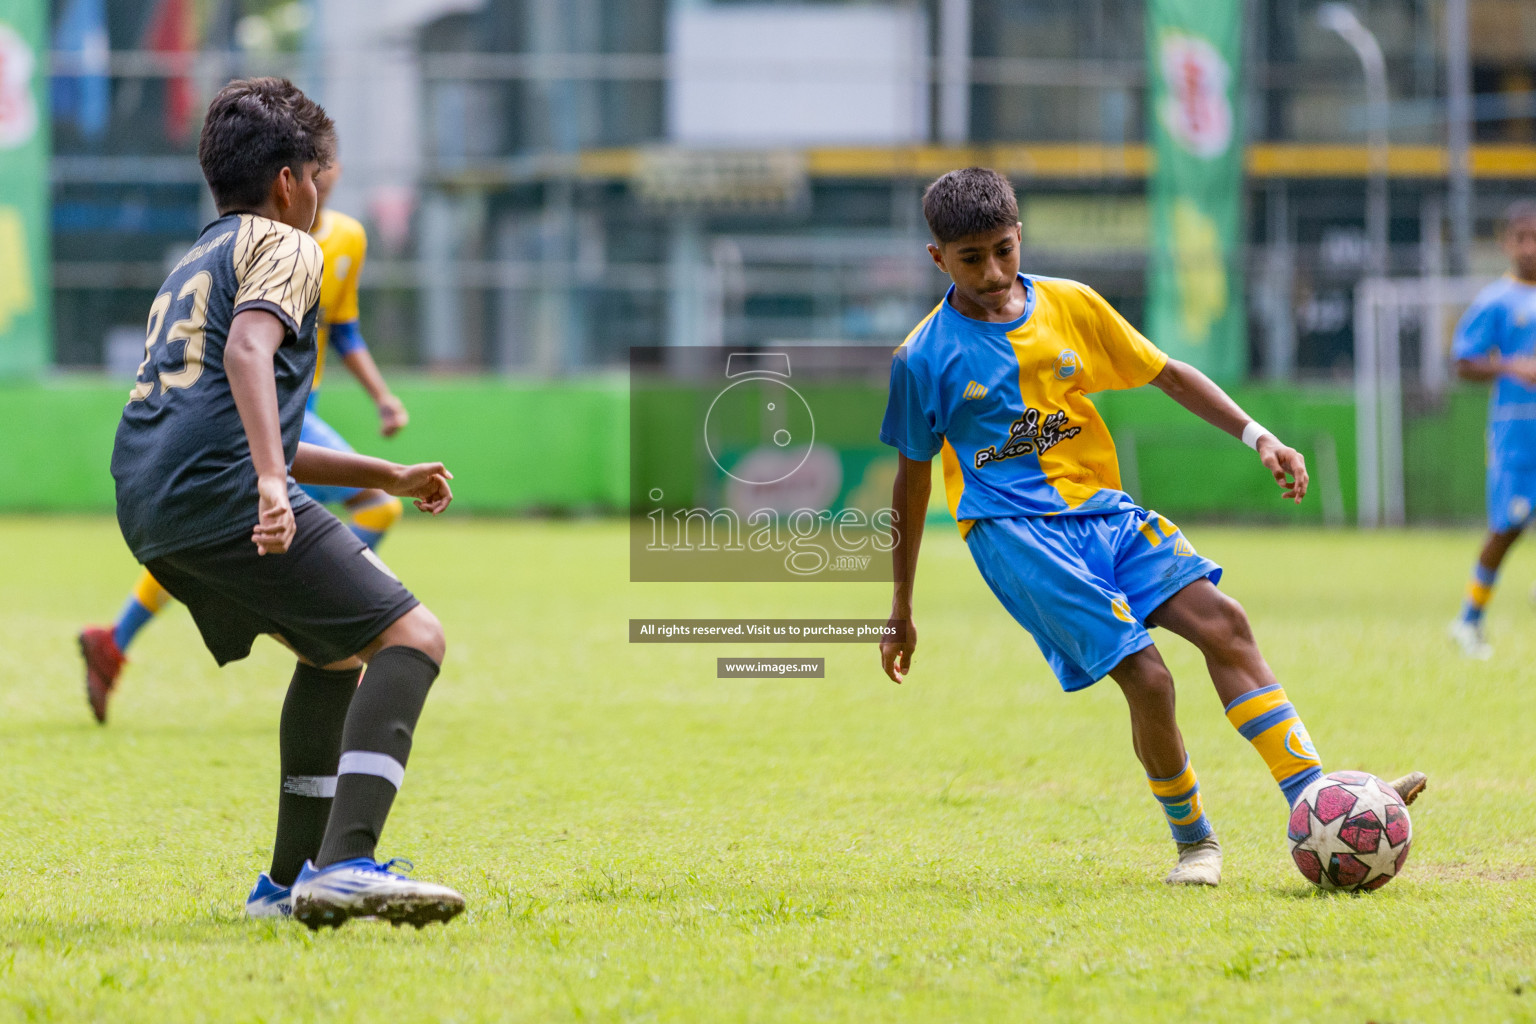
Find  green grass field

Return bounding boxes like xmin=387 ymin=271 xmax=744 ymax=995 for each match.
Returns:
xmin=4 ymin=517 xmax=1536 ymax=1022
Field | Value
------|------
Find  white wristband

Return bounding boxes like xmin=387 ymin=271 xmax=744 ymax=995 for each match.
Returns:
xmin=1241 ymin=421 xmax=1272 ymax=450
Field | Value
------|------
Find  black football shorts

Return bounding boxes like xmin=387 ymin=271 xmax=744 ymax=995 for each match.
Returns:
xmin=145 ymin=501 xmax=419 ymax=666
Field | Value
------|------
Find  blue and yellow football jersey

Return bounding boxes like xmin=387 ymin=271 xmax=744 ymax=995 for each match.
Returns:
xmin=307 ymin=208 xmax=368 ymax=402
xmin=112 ymin=214 xmax=324 ymax=561
xmin=880 ymin=274 xmax=1168 ymax=535
xmin=1453 ymin=275 xmax=1536 ymax=466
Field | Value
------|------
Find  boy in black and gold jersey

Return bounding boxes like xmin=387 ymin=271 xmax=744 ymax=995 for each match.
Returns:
xmin=111 ymin=78 xmax=461 ymax=930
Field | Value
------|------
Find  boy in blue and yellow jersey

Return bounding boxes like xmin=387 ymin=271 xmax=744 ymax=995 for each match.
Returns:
xmin=79 ymin=163 xmax=411 ymax=723
xmin=878 ymin=168 xmax=1424 ymax=885
xmin=1448 ymin=201 xmax=1536 ymax=659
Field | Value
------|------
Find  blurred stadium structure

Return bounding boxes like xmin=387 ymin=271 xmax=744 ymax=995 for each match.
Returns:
xmin=5 ymin=0 xmax=1536 ymax=526
xmin=37 ymin=0 xmax=1536 ymax=379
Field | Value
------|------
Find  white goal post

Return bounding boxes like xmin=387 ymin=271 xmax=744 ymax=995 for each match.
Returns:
xmin=1353 ymin=275 xmax=1489 ymax=527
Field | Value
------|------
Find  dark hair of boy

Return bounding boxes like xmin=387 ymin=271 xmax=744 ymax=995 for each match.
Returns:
xmin=922 ymin=167 xmax=1020 ymax=245
xmin=198 ymin=77 xmax=336 ymax=213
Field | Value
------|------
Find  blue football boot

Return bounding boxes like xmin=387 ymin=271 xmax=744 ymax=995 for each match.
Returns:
xmin=291 ymin=857 xmax=464 ymax=931
xmin=245 ymin=873 xmax=293 ymax=918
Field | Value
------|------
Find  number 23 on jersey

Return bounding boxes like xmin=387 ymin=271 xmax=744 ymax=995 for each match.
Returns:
xmin=128 ymin=270 xmax=213 ymax=401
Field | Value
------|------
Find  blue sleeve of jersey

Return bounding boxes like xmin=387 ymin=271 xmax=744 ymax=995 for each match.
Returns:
xmin=1453 ymin=294 xmax=1504 ymax=360
xmin=329 ymin=319 xmax=367 ymax=357
xmin=879 ymin=350 xmax=943 ymax=461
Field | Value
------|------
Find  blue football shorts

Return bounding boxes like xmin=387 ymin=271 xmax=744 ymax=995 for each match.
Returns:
xmin=298 ymin=410 xmax=363 ymax=505
xmin=965 ymin=509 xmax=1223 ymax=692
xmin=1486 ymin=458 xmax=1536 ymax=531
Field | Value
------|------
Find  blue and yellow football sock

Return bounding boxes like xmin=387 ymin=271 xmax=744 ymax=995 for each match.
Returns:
xmin=113 ymin=570 xmax=173 ymax=653
xmin=1147 ymin=756 xmax=1214 ymax=844
xmin=1224 ymin=683 xmax=1323 ymax=806
xmin=1461 ymin=563 xmax=1498 ymax=624
xmin=347 ymin=495 xmax=403 ymax=550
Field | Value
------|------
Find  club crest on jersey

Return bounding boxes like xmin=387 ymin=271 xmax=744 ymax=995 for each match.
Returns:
xmin=1111 ymin=598 xmax=1135 ymax=623
xmin=1053 ymin=349 xmax=1080 ymax=380
xmin=973 ymin=405 xmax=1081 ymax=468
xmin=1284 ymin=723 xmax=1317 ymax=760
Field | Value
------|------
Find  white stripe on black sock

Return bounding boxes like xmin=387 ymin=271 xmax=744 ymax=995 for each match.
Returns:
xmin=281 ymin=774 xmax=337 ymax=798
xmin=337 ymin=750 xmax=406 ymax=790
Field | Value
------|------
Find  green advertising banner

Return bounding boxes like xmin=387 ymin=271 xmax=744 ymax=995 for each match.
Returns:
xmin=1146 ymin=0 xmax=1245 ymax=382
xmin=0 ymin=0 xmax=50 ymax=377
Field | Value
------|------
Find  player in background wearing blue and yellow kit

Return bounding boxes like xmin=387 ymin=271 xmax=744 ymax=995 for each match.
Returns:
xmin=78 ymin=163 xmax=411 ymax=724
xmin=878 ymin=169 xmax=1425 ymax=885
xmin=1448 ymin=201 xmax=1536 ymax=659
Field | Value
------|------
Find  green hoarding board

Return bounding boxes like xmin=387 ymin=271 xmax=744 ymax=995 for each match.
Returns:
xmin=1146 ymin=0 xmax=1246 ymax=382
xmin=0 ymin=0 xmax=50 ymax=377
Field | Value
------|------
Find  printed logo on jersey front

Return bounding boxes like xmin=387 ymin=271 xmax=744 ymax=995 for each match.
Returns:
xmin=963 ymin=380 xmax=988 ymax=400
xmin=1053 ymin=349 xmax=1080 ymax=380
xmin=973 ymin=405 xmax=1081 ymax=468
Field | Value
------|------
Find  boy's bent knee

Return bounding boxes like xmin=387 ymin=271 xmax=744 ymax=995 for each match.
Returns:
xmin=368 ymin=604 xmax=446 ymax=665
xmin=1212 ymin=592 xmax=1252 ymax=638
xmin=1188 ymin=592 xmax=1254 ymax=657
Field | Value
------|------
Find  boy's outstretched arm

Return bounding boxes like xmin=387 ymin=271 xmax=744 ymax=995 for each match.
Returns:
xmin=292 ymin=444 xmax=454 ymax=514
xmin=1149 ymin=358 xmax=1309 ymax=504
xmin=226 ymin=309 xmax=299 ymax=555
xmin=881 ymin=453 xmax=931 ymax=683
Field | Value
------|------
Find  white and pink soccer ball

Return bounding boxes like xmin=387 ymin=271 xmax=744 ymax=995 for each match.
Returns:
xmin=1287 ymin=771 xmax=1413 ymax=891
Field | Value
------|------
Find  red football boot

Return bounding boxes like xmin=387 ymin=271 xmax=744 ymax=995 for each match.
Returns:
xmin=78 ymin=627 xmax=126 ymax=724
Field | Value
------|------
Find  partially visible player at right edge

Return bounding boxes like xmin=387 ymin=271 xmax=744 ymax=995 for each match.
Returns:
xmin=112 ymin=78 xmax=462 ymax=929
xmin=1448 ymin=201 xmax=1536 ymax=659
xmin=878 ymin=168 xmax=1425 ymax=886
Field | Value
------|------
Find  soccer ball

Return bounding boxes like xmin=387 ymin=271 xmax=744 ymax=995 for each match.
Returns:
xmin=1287 ymin=771 xmax=1412 ymax=891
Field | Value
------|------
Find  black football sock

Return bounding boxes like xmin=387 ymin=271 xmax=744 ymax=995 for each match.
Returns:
xmin=270 ymin=662 xmax=360 ymax=886
xmin=315 ymin=646 xmax=439 ymax=867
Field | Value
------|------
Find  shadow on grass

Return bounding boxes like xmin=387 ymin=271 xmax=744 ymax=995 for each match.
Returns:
xmin=0 ymin=913 xmax=468 ymax=951
xmin=1273 ymin=884 xmax=1393 ymax=900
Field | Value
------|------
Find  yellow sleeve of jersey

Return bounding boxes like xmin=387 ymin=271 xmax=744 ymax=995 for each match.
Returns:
xmin=232 ymin=215 xmax=323 ymax=331
xmin=329 ymin=216 xmax=367 ymax=325
xmin=1073 ymin=282 xmax=1168 ymax=391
